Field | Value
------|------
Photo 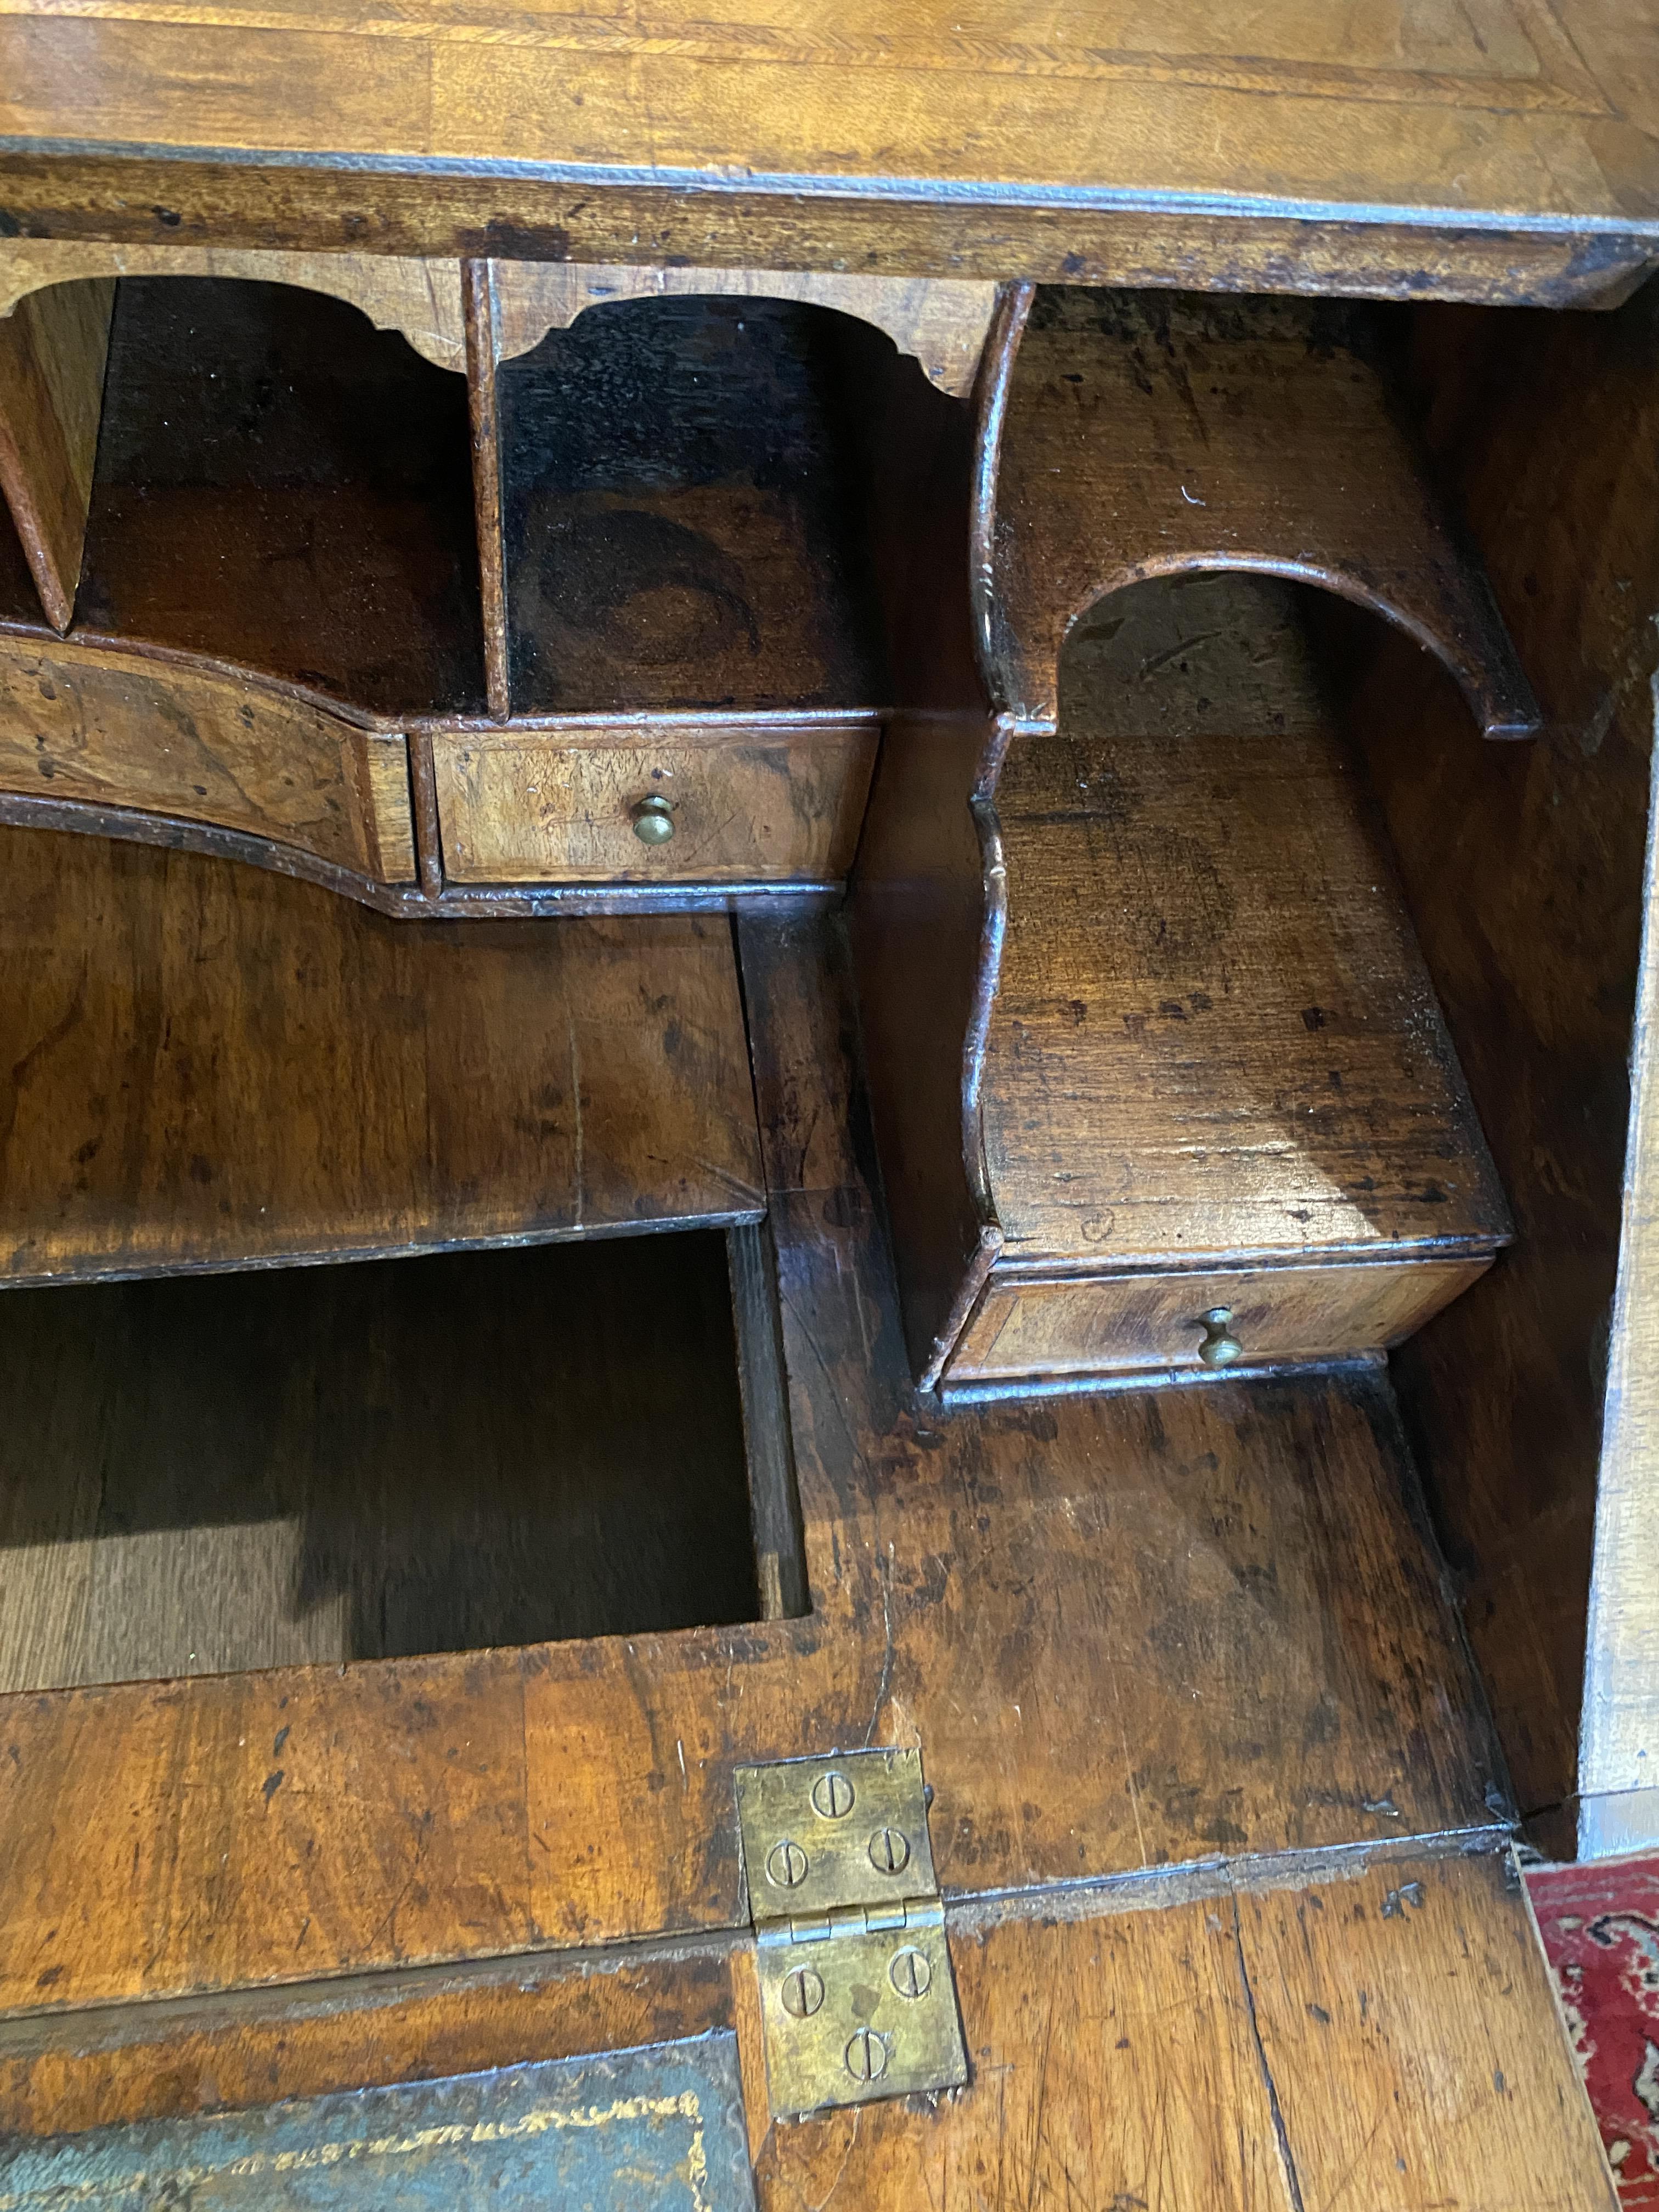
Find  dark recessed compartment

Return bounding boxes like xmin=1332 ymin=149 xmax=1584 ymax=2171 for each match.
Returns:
xmin=74 ymin=278 xmax=487 ymax=716
xmin=0 ymin=1232 xmax=766 ymax=1691
xmin=0 ymin=484 xmax=42 ymax=633
xmin=499 ymin=296 xmax=891 ymax=716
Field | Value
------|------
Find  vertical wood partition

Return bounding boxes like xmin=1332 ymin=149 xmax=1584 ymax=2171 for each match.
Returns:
xmin=0 ymin=278 xmax=114 ymax=633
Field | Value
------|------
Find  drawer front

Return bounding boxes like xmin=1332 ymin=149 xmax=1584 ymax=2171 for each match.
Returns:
xmin=947 ymin=1257 xmax=1491 ymax=1385
xmin=431 ymin=725 xmax=877 ymax=884
xmin=0 ymin=640 xmax=416 ymax=882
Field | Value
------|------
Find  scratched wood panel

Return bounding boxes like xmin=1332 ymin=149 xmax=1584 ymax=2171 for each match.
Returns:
xmin=0 ymin=828 xmax=763 ymax=1280
xmin=1237 ymin=1850 xmax=1616 ymax=2210
xmin=2 ymin=0 xmax=1656 ymax=242
xmin=747 ymin=1852 xmax=1612 ymax=2211
xmin=0 ymin=915 xmax=1508 ymax=2010
xmin=0 ymin=276 xmax=112 ymax=631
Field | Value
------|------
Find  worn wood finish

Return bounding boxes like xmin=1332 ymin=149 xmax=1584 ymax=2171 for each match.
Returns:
xmin=991 ymin=290 xmax=1538 ymax=735
xmin=0 ymin=244 xmax=466 ymax=369
xmin=499 ymin=295 xmax=888 ymax=719
xmin=5 ymin=2 xmax=1659 ymax=276
xmin=77 ymin=275 xmax=486 ymax=718
xmin=949 ymin=1257 xmax=1492 ymax=1389
xmin=0 ymin=916 xmax=1510 ymax=2009
xmin=489 ymin=262 xmax=999 ymax=397
xmin=985 ymin=577 xmax=1508 ymax=1269
xmin=461 ymin=258 xmax=511 ymax=723
xmin=2 ymin=153 xmax=1652 ymax=309
xmin=0 ymin=637 xmax=416 ymax=881
xmin=0 ymin=828 xmax=763 ymax=1282
xmin=748 ymin=1853 xmax=1612 ymax=2211
xmin=1350 ymin=281 xmax=1659 ymax=1832
xmin=0 ymin=1231 xmax=759 ymax=1691
xmin=432 ymin=721 xmax=877 ymax=885
xmin=0 ymin=276 xmax=113 ymax=632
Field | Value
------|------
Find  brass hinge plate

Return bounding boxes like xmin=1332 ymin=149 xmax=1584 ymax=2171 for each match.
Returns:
xmin=735 ymin=1747 xmax=968 ymax=2119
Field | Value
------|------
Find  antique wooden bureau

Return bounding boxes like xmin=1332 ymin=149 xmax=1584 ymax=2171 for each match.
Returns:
xmin=0 ymin=7 xmax=1654 ymax=2207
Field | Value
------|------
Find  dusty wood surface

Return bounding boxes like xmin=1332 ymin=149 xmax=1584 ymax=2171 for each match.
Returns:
xmin=433 ymin=723 xmax=876 ymax=884
xmin=490 ymin=262 xmax=998 ymax=396
xmin=0 ymin=244 xmax=467 ymax=369
xmin=0 ymin=915 xmax=1508 ymax=2008
xmin=990 ymin=291 xmax=1536 ymax=734
xmin=498 ymin=296 xmax=887 ymax=719
xmin=3 ymin=0 xmax=1658 ymax=286
xmin=1353 ymin=280 xmax=1659 ymax=1832
xmin=983 ymin=574 xmax=1509 ymax=1272
xmin=0 ymin=1232 xmax=758 ymax=1691
xmin=0 ymin=828 xmax=764 ymax=1281
xmin=0 ymin=276 xmax=112 ymax=632
xmin=76 ymin=275 xmax=486 ymax=719
xmin=0 ymin=637 xmax=414 ymax=879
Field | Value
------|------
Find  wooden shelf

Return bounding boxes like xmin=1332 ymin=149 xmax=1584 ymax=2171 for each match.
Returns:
xmin=498 ymin=296 xmax=890 ymax=716
xmin=73 ymin=278 xmax=487 ymax=718
xmin=0 ymin=826 xmax=764 ymax=1282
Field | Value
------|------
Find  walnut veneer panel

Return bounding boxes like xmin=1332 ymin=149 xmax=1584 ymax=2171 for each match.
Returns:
xmin=433 ymin=723 xmax=877 ymax=884
xmin=0 ymin=827 xmax=763 ymax=1280
xmin=0 ymin=637 xmax=413 ymax=880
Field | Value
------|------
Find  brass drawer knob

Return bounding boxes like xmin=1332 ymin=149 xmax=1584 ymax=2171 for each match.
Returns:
xmin=1198 ymin=1307 xmax=1243 ymax=1367
xmin=631 ymin=794 xmax=676 ymax=845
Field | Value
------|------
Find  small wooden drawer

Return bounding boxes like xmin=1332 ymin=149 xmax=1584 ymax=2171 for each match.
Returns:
xmin=431 ymin=722 xmax=878 ymax=885
xmin=946 ymin=1257 xmax=1493 ymax=1389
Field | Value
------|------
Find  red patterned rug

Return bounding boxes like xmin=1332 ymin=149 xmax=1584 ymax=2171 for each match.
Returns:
xmin=1528 ymin=1858 xmax=1659 ymax=2208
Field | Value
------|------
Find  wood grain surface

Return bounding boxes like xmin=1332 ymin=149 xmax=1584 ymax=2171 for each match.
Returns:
xmin=0 ymin=277 xmax=112 ymax=632
xmin=433 ymin=723 xmax=876 ymax=884
xmin=0 ymin=1232 xmax=759 ymax=1691
xmin=982 ymin=573 xmax=1510 ymax=1271
xmin=0 ymin=637 xmax=414 ymax=879
xmin=949 ymin=1256 xmax=1491 ymax=1386
xmin=77 ymin=276 xmax=486 ymax=718
xmin=0 ymin=828 xmax=764 ymax=1281
xmin=749 ymin=1853 xmax=1612 ymax=2212
xmin=3 ymin=0 xmax=1658 ymax=260
xmin=498 ymin=295 xmax=887 ymax=718
xmin=0 ymin=244 xmax=467 ymax=370
xmin=0 ymin=916 xmax=1509 ymax=2009
xmin=490 ymin=262 xmax=998 ymax=396
xmin=1353 ymin=279 xmax=1659 ymax=1833
xmin=990 ymin=290 xmax=1537 ymax=735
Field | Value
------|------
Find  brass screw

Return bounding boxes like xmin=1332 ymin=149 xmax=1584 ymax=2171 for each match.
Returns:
xmin=844 ymin=2027 xmax=889 ymax=2083
xmin=889 ymin=1946 xmax=932 ymax=1999
xmin=811 ymin=1771 xmax=855 ymax=1819
xmin=781 ymin=1965 xmax=825 ymax=2019
xmin=632 ymin=794 xmax=676 ymax=845
xmin=1198 ymin=1307 xmax=1244 ymax=1368
xmin=766 ymin=1838 xmax=809 ymax=1888
xmin=868 ymin=1826 xmax=911 ymax=1875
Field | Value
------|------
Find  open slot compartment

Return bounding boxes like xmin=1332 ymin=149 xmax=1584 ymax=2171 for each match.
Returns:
xmin=0 ymin=823 xmax=806 ymax=1689
xmin=70 ymin=276 xmax=486 ymax=718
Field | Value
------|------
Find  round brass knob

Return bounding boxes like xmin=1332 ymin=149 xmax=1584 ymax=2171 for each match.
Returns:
xmin=631 ymin=794 xmax=676 ymax=845
xmin=1198 ymin=1307 xmax=1243 ymax=1368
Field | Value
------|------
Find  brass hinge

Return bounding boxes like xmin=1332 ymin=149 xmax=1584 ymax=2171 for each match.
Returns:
xmin=735 ymin=1747 xmax=969 ymax=2119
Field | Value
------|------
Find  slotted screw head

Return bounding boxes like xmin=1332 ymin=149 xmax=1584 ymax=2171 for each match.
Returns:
xmin=889 ymin=1946 xmax=932 ymax=1999
xmin=868 ymin=1825 xmax=911 ymax=1875
xmin=766 ymin=1838 xmax=809 ymax=1888
xmin=811 ymin=1770 xmax=855 ymax=1819
xmin=781 ymin=1965 xmax=825 ymax=2019
xmin=844 ymin=2027 xmax=889 ymax=2083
